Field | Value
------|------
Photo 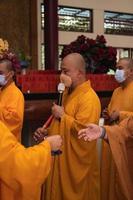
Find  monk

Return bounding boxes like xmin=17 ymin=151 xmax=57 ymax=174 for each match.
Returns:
xmin=104 ymin=58 xmax=133 ymax=123
xmin=0 ymin=54 xmax=24 ymax=199
xmin=0 ymin=58 xmax=24 ymax=141
xmin=101 ymin=58 xmax=133 ymax=200
xmin=0 ymin=121 xmax=62 ymax=200
xmin=34 ymin=53 xmax=101 ymax=200
xmin=78 ymin=116 xmax=133 ymax=200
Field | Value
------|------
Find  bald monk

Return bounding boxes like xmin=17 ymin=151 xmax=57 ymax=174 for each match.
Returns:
xmin=0 ymin=58 xmax=24 ymax=141
xmin=34 ymin=53 xmax=101 ymax=200
xmin=101 ymin=58 xmax=133 ymax=200
xmin=78 ymin=116 xmax=133 ymax=200
xmin=0 ymin=121 xmax=62 ymax=200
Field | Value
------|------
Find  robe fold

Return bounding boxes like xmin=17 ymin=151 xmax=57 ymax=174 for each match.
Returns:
xmin=44 ymin=81 xmax=101 ymax=200
xmin=101 ymin=81 xmax=133 ymax=200
xmin=119 ymin=111 xmax=133 ymax=121
xmin=105 ymin=117 xmax=133 ymax=200
xmin=0 ymin=121 xmax=51 ymax=200
xmin=0 ymin=82 xmax=24 ymax=141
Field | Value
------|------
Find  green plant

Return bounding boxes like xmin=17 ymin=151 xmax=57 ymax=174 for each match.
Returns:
xmin=18 ymin=51 xmax=31 ymax=69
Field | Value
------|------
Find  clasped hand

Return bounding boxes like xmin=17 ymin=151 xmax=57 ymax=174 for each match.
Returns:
xmin=102 ymin=108 xmax=119 ymax=124
xmin=52 ymin=103 xmax=64 ymax=119
xmin=33 ymin=128 xmax=62 ymax=151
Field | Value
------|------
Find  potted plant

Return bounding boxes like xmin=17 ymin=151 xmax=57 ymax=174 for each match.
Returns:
xmin=18 ymin=51 xmax=31 ymax=74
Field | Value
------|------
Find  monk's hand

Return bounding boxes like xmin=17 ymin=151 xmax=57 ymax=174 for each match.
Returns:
xmin=33 ymin=127 xmax=47 ymax=143
xmin=102 ymin=108 xmax=110 ymax=120
xmin=78 ymin=124 xmax=103 ymax=141
xmin=52 ymin=103 xmax=64 ymax=119
xmin=110 ymin=110 xmax=119 ymax=123
xmin=45 ymin=135 xmax=63 ymax=151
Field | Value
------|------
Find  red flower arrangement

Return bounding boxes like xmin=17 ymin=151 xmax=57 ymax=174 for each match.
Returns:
xmin=0 ymin=38 xmax=20 ymax=72
xmin=60 ymin=35 xmax=117 ymax=74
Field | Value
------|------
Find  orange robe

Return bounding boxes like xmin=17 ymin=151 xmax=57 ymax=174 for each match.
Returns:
xmin=0 ymin=121 xmax=51 ymax=200
xmin=0 ymin=82 xmax=24 ymax=199
xmin=105 ymin=117 xmax=133 ymax=200
xmin=44 ymin=81 xmax=101 ymax=200
xmin=101 ymin=81 xmax=133 ymax=200
xmin=119 ymin=111 xmax=133 ymax=121
xmin=0 ymin=82 xmax=24 ymax=141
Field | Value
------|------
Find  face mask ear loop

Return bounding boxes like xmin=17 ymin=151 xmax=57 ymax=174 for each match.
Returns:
xmin=5 ymin=71 xmax=13 ymax=83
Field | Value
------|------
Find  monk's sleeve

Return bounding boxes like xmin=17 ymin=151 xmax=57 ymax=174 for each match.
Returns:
xmin=0 ymin=92 xmax=24 ymax=130
xmin=0 ymin=122 xmax=51 ymax=198
xmin=104 ymin=118 xmax=133 ymax=199
xmin=119 ymin=111 xmax=133 ymax=121
xmin=107 ymin=89 xmax=117 ymax=113
xmin=61 ymin=91 xmax=101 ymax=134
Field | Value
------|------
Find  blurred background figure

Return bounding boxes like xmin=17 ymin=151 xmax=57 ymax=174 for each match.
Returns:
xmin=102 ymin=58 xmax=133 ymax=200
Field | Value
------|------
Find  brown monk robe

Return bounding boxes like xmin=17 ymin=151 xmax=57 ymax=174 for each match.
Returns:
xmin=101 ymin=58 xmax=133 ymax=200
xmin=104 ymin=117 xmax=133 ymax=200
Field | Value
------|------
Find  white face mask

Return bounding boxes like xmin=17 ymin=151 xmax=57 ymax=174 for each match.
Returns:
xmin=115 ymin=69 xmax=126 ymax=83
xmin=0 ymin=74 xmax=7 ymax=86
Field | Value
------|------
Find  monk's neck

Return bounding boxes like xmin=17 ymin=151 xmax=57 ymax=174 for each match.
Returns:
xmin=69 ymin=78 xmax=86 ymax=93
xmin=121 ymin=79 xmax=133 ymax=89
xmin=1 ymin=79 xmax=14 ymax=91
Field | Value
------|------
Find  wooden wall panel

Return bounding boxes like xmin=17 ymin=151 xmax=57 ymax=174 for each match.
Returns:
xmin=0 ymin=0 xmax=38 ymax=68
xmin=0 ymin=0 xmax=30 ymax=54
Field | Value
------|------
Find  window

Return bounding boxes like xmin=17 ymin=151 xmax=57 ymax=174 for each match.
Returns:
xmin=41 ymin=44 xmax=64 ymax=69
xmin=117 ymin=48 xmax=133 ymax=60
xmin=41 ymin=44 xmax=45 ymax=69
xmin=41 ymin=4 xmax=93 ymax=32
xmin=41 ymin=3 xmax=44 ymax=28
xmin=40 ymin=4 xmax=93 ymax=69
xmin=104 ymin=11 xmax=133 ymax=36
xmin=58 ymin=6 xmax=92 ymax=32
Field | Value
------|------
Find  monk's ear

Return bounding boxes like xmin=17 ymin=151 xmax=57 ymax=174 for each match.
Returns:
xmin=10 ymin=70 xmax=15 ymax=77
xmin=129 ymin=68 xmax=133 ymax=76
xmin=78 ymin=69 xmax=84 ymax=76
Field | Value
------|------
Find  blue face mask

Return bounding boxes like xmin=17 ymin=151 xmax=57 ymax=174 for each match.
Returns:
xmin=0 ymin=74 xmax=7 ymax=86
xmin=115 ymin=69 xmax=126 ymax=83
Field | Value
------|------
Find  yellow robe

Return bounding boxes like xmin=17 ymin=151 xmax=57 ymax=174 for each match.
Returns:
xmin=44 ymin=81 xmax=101 ymax=200
xmin=0 ymin=121 xmax=51 ymax=200
xmin=0 ymin=82 xmax=24 ymax=141
xmin=0 ymin=82 xmax=24 ymax=199
xmin=101 ymin=81 xmax=133 ymax=200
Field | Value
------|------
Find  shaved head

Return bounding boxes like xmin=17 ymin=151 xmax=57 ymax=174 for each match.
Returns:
xmin=116 ymin=57 xmax=133 ymax=86
xmin=119 ymin=58 xmax=133 ymax=69
xmin=62 ymin=53 xmax=86 ymax=74
xmin=0 ymin=59 xmax=13 ymax=72
xmin=61 ymin=53 xmax=87 ymax=89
